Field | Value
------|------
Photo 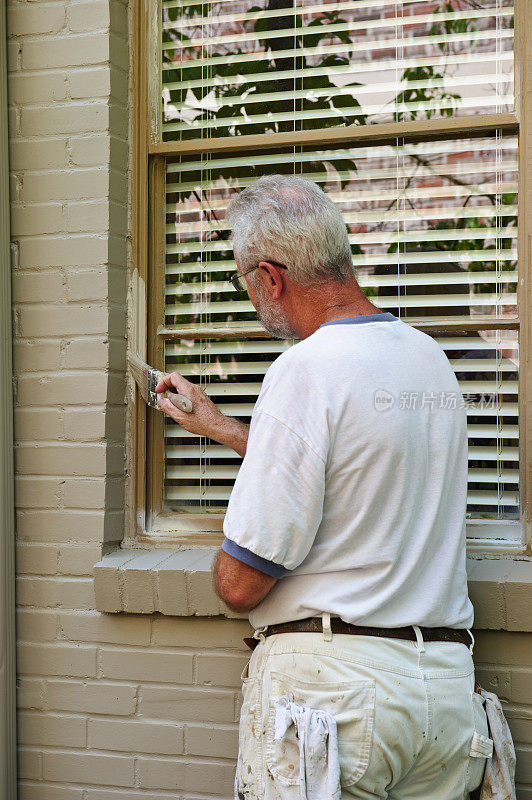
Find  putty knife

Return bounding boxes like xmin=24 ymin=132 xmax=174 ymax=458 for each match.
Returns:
xmin=128 ymin=351 xmax=193 ymax=413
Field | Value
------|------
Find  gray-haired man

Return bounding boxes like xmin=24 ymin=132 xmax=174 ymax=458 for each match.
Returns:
xmin=157 ymin=176 xmax=490 ymax=800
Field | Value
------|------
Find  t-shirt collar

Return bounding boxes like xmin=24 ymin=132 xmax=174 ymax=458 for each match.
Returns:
xmin=320 ymin=312 xmax=398 ymax=328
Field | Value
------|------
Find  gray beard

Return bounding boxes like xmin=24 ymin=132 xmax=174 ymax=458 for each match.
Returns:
xmin=254 ymin=289 xmax=297 ymax=339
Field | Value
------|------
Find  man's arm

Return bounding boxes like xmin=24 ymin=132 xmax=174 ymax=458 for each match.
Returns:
xmin=156 ymin=371 xmax=249 ymax=456
xmin=213 ymin=549 xmax=277 ymax=612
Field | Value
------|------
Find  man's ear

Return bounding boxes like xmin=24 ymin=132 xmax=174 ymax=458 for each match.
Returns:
xmin=258 ymin=261 xmax=284 ymax=299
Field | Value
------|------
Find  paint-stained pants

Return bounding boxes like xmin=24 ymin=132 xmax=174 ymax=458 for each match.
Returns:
xmin=235 ymin=629 xmax=489 ymax=800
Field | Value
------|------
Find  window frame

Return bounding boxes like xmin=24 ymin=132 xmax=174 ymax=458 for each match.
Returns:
xmin=128 ymin=0 xmax=530 ymax=552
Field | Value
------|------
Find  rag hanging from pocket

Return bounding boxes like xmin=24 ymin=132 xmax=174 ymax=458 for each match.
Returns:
xmin=479 ymin=688 xmax=516 ymax=800
xmin=273 ymin=694 xmax=341 ymax=800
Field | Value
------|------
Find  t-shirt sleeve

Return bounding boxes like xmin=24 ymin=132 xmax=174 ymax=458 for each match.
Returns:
xmin=222 ymin=408 xmax=326 ymax=573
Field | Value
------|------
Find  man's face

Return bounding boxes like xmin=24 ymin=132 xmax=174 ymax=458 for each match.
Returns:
xmin=246 ymin=271 xmax=297 ymax=340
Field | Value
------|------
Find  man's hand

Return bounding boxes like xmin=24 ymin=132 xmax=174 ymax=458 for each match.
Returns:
xmin=155 ymin=371 xmax=250 ymax=457
xmin=213 ymin=549 xmax=277 ymax=613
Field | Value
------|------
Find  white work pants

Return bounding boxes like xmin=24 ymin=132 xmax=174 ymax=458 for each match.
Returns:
xmin=235 ymin=627 xmax=489 ymax=800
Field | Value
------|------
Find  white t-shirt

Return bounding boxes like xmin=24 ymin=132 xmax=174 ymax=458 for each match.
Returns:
xmin=222 ymin=312 xmax=474 ymax=630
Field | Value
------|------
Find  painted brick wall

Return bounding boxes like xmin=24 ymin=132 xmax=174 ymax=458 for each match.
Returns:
xmin=7 ymin=1 xmax=532 ymax=798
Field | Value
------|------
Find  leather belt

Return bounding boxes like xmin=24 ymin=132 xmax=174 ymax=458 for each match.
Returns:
xmin=244 ymin=617 xmax=472 ymax=651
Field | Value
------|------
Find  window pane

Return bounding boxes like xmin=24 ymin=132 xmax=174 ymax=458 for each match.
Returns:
xmin=165 ymin=133 xmax=518 ymax=328
xmin=163 ymin=329 xmax=519 ymax=520
xmin=161 ymin=0 xmax=514 ymax=141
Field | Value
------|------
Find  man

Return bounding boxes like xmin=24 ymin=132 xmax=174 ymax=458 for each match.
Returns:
xmin=156 ymin=176 xmax=490 ymax=800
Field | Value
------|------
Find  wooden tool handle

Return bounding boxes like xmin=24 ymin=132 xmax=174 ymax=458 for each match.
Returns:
xmin=165 ymin=390 xmax=193 ymax=414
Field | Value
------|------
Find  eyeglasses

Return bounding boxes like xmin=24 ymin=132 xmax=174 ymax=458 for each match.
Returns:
xmin=229 ymin=261 xmax=287 ymax=292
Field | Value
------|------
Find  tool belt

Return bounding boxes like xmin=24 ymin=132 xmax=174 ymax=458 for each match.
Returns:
xmin=244 ymin=617 xmax=472 ymax=651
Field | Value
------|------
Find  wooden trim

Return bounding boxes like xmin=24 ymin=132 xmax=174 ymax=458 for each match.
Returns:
xmin=148 ymin=0 xmax=162 ymax=144
xmin=146 ymin=155 xmax=167 ymax=527
xmin=515 ymin=0 xmax=531 ymax=549
xmin=157 ymin=317 xmax=520 ymax=341
xmin=150 ymin=113 xmax=519 ymax=157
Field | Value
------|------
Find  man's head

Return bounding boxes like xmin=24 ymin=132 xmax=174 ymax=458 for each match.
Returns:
xmin=226 ymin=175 xmax=356 ymax=337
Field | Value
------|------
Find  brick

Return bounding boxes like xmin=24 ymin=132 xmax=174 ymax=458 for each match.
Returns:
xmin=20 ymin=168 xmax=108 ymax=203
xmin=59 ymin=542 xmax=103 ymax=575
xmin=89 ymin=718 xmax=184 ymax=755
xmin=14 ymin=409 xmax=62 ymax=441
xmin=516 ymin=746 xmax=532 ymax=784
xmin=475 ymin=666 xmax=512 ymax=701
xmin=12 ymin=269 xmax=65 ymax=301
xmin=121 ymin=551 xmax=175 ymax=614
xmin=509 ymin=670 xmax=532 ymax=705
xmin=9 ymin=71 xmax=68 ymax=104
xmin=139 ymin=686 xmax=235 ymax=724
xmin=100 ymin=648 xmax=194 ymax=683
xmin=18 ymin=305 xmax=108 ymax=337
xmin=63 ymin=338 xmax=109 ymax=369
xmin=18 ymin=711 xmax=87 ymax=747
xmin=13 ymin=339 xmax=62 ymax=372
xmin=474 ymin=631 xmax=532 ymax=666
xmin=16 ymin=509 xmax=107 ymax=543
xmin=467 ymin=559 xmax=510 ymax=629
xmin=67 ymin=200 xmax=109 ymax=233
xmin=21 ymin=103 xmax=108 ymax=138
xmin=505 ymin=562 xmax=532 ymax=632
xmin=45 ymin=679 xmax=136 ymax=715
xmin=152 ymin=616 xmax=251 ymax=649
xmin=8 ymin=39 xmax=21 ymax=72
xmin=63 ymin=407 xmax=107 ymax=440
xmin=138 ymin=757 xmax=234 ymax=794
xmin=15 ymin=476 xmax=63 ymax=509
xmin=9 ymin=139 xmax=68 ymax=171
xmin=16 ymin=541 xmax=60 ymax=574
xmin=18 ymin=372 xmax=110 ymax=406
xmin=70 ymin=66 xmax=111 ymax=99
xmin=17 ymin=608 xmax=59 ymax=641
xmin=505 ymin=712 xmax=532 ymax=746
xmin=18 ymin=643 xmax=97 ymax=678
xmin=43 ymin=751 xmax=135 ymax=787
xmin=19 ymin=235 xmax=108 ymax=269
xmin=22 ymin=34 xmax=109 ymax=70
xmin=62 ymin=477 xmax=105 ymax=508
xmin=17 ymin=575 xmax=95 ymax=609
xmin=18 ymin=748 xmax=42 ymax=781
xmin=17 ymin=678 xmax=45 ymax=711
xmin=19 ymin=783 xmax=83 ymax=800
xmin=59 ymin=610 xmax=151 ymax=645
xmin=69 ymin=1 xmax=110 ymax=33
xmin=15 ymin=443 xmax=108 ymax=476
xmin=69 ymin=135 xmax=109 ymax=167
xmin=8 ymin=4 xmax=65 ymax=36
xmin=186 ymin=723 xmax=238 ymax=759
xmin=196 ymin=653 xmax=248 ymax=688
xmin=85 ymin=792 xmax=177 ymax=800
xmin=66 ymin=268 xmax=108 ymax=301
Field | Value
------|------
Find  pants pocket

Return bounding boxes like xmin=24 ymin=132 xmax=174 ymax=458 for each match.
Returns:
xmin=265 ymin=670 xmax=375 ymax=788
xmin=465 ymin=691 xmax=492 ymax=795
xmin=235 ymin=677 xmax=262 ymax=800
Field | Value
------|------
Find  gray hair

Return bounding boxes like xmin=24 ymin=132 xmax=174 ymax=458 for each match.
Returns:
xmin=226 ymin=175 xmax=354 ymax=286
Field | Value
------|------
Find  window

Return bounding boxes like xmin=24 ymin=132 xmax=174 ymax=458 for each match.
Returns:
xmin=131 ymin=0 xmax=526 ymax=549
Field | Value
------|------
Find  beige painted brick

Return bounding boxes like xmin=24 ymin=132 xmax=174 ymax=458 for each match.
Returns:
xmin=516 ymin=746 xmax=532 ymax=784
xmin=66 ymin=268 xmax=108 ymax=301
xmin=67 ymin=200 xmax=109 ymax=233
xmin=100 ymin=648 xmax=194 ymax=683
xmin=139 ymin=686 xmax=235 ymax=724
xmin=43 ymin=751 xmax=135 ymax=787
xmin=18 ymin=711 xmax=87 ymax=747
xmin=13 ymin=339 xmax=62 ymax=372
xmin=21 ymin=102 xmax=108 ymax=137
xmin=59 ymin=609 xmax=151 ymax=645
xmin=19 ymin=782 xmax=83 ymax=800
xmin=85 ymin=792 xmax=178 ymax=800
xmin=505 ymin=563 xmax=532 ymax=632
xmin=12 ymin=269 xmax=65 ymax=302
xmin=152 ymin=616 xmax=251 ymax=649
xmin=69 ymin=135 xmax=110 ymax=167
xmin=70 ymin=66 xmax=111 ymax=99
xmin=10 ymin=139 xmax=68 ymax=171
xmin=16 ymin=541 xmax=60 ymax=574
xmin=138 ymin=756 xmax=234 ymax=794
xmin=186 ymin=723 xmax=238 ymax=759
xmin=63 ymin=337 xmax=109 ymax=369
xmin=9 ymin=71 xmax=68 ymax=104
xmin=18 ymin=305 xmax=108 ymax=337
xmin=8 ymin=39 xmax=21 ymax=72
xmin=93 ymin=550 xmax=137 ymax=613
xmin=474 ymin=631 xmax=532 ymax=666
xmin=18 ymin=372 xmax=110 ymax=406
xmin=17 ymin=678 xmax=45 ymax=711
xmin=69 ymin=0 xmax=110 ymax=33
xmin=195 ymin=653 xmax=248 ymax=688
xmin=61 ymin=477 xmax=105 ymax=508
xmin=18 ymin=642 xmax=97 ymax=678
xmin=505 ymin=712 xmax=532 ymax=745
xmin=89 ymin=718 xmax=184 ymax=755
xmin=15 ymin=443 xmax=107 ymax=476
xmin=16 ymin=509 xmax=106 ymax=543
xmin=45 ymin=679 xmax=136 ymax=715
xmin=508 ymin=670 xmax=532 ymax=705
xmin=21 ymin=168 xmax=108 ymax=203
xmin=14 ymin=409 xmax=62 ymax=441
xmin=19 ymin=235 xmax=108 ymax=269
xmin=15 ymin=476 xmax=63 ymax=509
xmin=63 ymin=407 xmax=107 ymax=440
xmin=121 ymin=552 xmax=176 ymax=614
xmin=22 ymin=33 xmax=109 ymax=70
xmin=17 ymin=608 xmax=59 ymax=642
xmin=58 ymin=542 xmax=103 ymax=575
xmin=8 ymin=4 xmax=65 ymax=36
xmin=17 ymin=575 xmax=95 ymax=609
xmin=18 ymin=748 xmax=42 ymax=781
xmin=475 ymin=666 xmax=512 ymax=700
